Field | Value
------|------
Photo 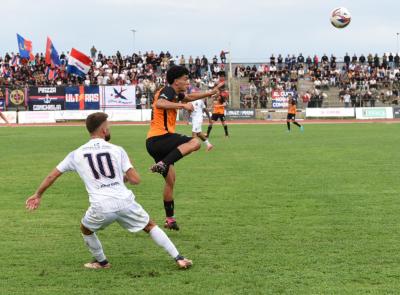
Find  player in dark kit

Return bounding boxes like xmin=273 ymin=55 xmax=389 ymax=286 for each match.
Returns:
xmin=146 ymin=65 xmax=224 ymax=230
xmin=286 ymin=97 xmax=304 ymax=132
xmin=206 ymin=89 xmax=229 ymax=138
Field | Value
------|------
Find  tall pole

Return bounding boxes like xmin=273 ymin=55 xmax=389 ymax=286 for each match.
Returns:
xmin=130 ymin=29 xmax=136 ymax=54
xmin=228 ymin=42 xmax=232 ymax=107
xmin=397 ymin=32 xmax=399 ymax=54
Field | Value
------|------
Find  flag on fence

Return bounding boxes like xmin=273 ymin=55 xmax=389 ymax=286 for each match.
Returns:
xmin=16 ymin=34 xmax=34 ymax=60
xmin=45 ymin=37 xmax=61 ymax=67
xmin=67 ymin=48 xmax=91 ymax=78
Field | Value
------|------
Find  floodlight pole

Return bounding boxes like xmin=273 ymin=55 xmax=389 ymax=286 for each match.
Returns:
xmin=397 ymin=32 xmax=399 ymax=55
xmin=130 ymin=29 xmax=137 ymax=54
xmin=228 ymin=42 xmax=232 ymax=107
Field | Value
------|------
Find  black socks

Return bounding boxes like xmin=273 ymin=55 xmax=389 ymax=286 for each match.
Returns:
xmin=207 ymin=125 xmax=212 ymax=137
xmin=163 ymin=148 xmax=183 ymax=166
xmin=164 ymin=200 xmax=175 ymax=217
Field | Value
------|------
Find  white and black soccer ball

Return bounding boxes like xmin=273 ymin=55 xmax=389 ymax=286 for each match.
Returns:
xmin=330 ymin=7 xmax=351 ymax=29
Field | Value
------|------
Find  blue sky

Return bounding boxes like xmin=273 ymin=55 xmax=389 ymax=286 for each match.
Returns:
xmin=2 ymin=0 xmax=400 ymax=62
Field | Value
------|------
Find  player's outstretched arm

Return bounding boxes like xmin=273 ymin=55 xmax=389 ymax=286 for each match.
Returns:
xmin=26 ymin=168 xmax=62 ymax=211
xmin=156 ymin=99 xmax=194 ymax=112
xmin=184 ymin=82 xmax=225 ymax=102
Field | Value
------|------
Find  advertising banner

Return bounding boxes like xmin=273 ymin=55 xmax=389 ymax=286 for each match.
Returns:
xmin=271 ymin=90 xmax=295 ymax=109
xmin=18 ymin=111 xmax=56 ymax=124
xmin=7 ymin=87 xmax=27 ymax=110
xmin=65 ymin=86 xmax=100 ymax=110
xmin=306 ymin=108 xmax=355 ymax=117
xmin=101 ymin=86 xmax=136 ymax=109
xmin=226 ymin=109 xmax=255 ymax=120
xmin=355 ymin=107 xmax=393 ymax=119
xmin=393 ymin=107 xmax=400 ymax=118
xmin=28 ymin=87 xmax=65 ymax=111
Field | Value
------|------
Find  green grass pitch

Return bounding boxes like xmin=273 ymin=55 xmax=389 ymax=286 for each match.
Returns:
xmin=1 ymin=122 xmax=400 ymax=294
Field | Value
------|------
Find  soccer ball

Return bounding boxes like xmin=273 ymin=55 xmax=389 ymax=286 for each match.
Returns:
xmin=330 ymin=7 xmax=351 ymax=29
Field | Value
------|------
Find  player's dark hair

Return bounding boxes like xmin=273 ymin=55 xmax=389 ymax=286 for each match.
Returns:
xmin=86 ymin=112 xmax=108 ymax=134
xmin=166 ymin=65 xmax=189 ymax=85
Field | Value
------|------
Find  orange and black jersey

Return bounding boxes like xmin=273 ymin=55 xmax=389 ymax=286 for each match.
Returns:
xmin=147 ymin=86 xmax=185 ymax=139
xmin=212 ymin=100 xmax=225 ymax=115
xmin=288 ymin=104 xmax=296 ymax=115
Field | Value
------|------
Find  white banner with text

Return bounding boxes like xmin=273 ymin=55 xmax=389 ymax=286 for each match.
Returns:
xmin=306 ymin=108 xmax=355 ymax=117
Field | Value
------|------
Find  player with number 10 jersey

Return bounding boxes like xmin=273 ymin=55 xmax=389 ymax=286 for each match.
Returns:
xmin=57 ymin=138 xmax=136 ymax=212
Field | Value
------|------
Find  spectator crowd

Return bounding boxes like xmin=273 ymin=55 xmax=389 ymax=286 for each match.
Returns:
xmin=238 ymin=52 xmax=400 ymax=108
xmin=2 ymin=48 xmax=400 ymax=109
xmin=0 ymin=48 xmax=229 ymax=107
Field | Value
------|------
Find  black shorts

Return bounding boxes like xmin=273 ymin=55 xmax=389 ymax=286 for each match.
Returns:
xmin=211 ymin=113 xmax=225 ymax=121
xmin=287 ymin=113 xmax=296 ymax=120
xmin=146 ymin=133 xmax=192 ymax=163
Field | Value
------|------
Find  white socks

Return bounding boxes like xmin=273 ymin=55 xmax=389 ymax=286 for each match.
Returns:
xmin=82 ymin=233 xmax=107 ymax=262
xmin=204 ymin=139 xmax=211 ymax=145
xmin=82 ymin=226 xmax=179 ymax=262
xmin=149 ymin=226 xmax=179 ymax=258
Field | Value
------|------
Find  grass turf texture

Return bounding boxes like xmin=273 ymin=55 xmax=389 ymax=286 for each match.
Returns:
xmin=0 ymin=122 xmax=399 ymax=294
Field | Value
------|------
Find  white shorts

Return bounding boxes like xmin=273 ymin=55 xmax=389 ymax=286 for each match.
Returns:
xmin=81 ymin=201 xmax=150 ymax=233
xmin=192 ymin=120 xmax=203 ymax=133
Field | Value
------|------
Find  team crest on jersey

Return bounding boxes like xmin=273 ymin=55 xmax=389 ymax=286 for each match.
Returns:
xmin=10 ymin=89 xmax=25 ymax=105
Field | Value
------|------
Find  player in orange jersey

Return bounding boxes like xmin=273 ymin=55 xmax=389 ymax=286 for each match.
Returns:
xmin=146 ymin=65 xmax=224 ymax=230
xmin=286 ymin=96 xmax=304 ymax=132
xmin=206 ymin=89 xmax=229 ymax=138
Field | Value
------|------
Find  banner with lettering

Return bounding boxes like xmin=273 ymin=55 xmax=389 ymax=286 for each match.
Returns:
xmin=65 ymin=86 xmax=100 ymax=110
xmin=271 ymin=90 xmax=295 ymax=109
xmin=28 ymin=86 xmax=65 ymax=111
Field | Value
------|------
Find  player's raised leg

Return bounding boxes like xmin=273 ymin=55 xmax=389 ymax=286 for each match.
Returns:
xmin=150 ymin=137 xmax=200 ymax=176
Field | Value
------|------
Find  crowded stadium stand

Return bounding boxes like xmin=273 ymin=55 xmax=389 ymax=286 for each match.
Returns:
xmin=1 ymin=50 xmax=400 ymax=122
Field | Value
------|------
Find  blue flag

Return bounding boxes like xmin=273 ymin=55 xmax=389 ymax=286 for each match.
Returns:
xmin=45 ymin=37 xmax=61 ymax=67
xmin=17 ymin=33 xmax=33 ymax=60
